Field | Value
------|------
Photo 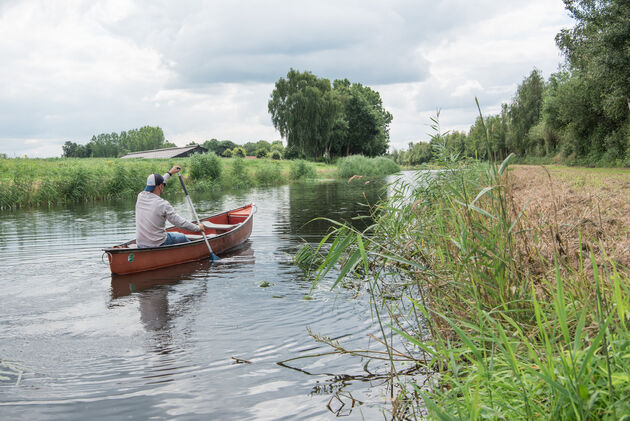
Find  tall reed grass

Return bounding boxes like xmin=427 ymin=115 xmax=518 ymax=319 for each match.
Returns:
xmin=336 ymin=155 xmax=400 ymax=179
xmin=300 ymin=115 xmax=630 ymax=419
xmin=0 ymin=157 xmax=335 ymax=209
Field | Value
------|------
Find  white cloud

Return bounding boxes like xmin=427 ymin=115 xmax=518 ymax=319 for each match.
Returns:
xmin=0 ymin=0 xmax=573 ymax=156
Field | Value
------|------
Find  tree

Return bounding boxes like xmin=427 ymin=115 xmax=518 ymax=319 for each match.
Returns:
xmin=506 ymin=69 xmax=545 ymax=156
xmin=269 ymin=69 xmax=338 ymax=160
xmin=333 ymin=79 xmax=393 ymax=157
xmin=268 ymin=69 xmax=392 ymax=160
xmin=552 ymin=0 xmax=630 ymax=162
xmin=232 ymin=146 xmax=246 ymax=158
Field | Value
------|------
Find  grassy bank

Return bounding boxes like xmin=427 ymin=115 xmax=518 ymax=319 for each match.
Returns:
xmin=0 ymin=154 xmax=398 ymax=209
xmin=303 ymin=160 xmax=630 ymax=419
xmin=0 ymin=157 xmax=326 ymax=209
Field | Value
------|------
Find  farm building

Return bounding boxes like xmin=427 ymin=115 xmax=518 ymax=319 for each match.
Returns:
xmin=120 ymin=145 xmax=207 ymax=159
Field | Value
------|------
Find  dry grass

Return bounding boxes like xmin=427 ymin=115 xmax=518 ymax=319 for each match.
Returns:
xmin=507 ymin=165 xmax=630 ymax=276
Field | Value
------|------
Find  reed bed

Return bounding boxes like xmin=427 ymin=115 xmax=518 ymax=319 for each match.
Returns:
xmin=336 ymin=155 xmax=400 ymax=179
xmin=0 ymin=156 xmax=330 ymax=209
xmin=302 ymin=137 xmax=630 ymax=418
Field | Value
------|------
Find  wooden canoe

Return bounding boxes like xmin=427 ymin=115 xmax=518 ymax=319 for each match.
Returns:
xmin=104 ymin=203 xmax=254 ymax=275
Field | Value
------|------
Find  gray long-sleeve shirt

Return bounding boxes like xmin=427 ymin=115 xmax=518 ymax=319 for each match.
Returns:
xmin=135 ymin=174 xmax=200 ymax=247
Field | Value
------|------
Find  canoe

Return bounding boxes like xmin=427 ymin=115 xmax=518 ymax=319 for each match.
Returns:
xmin=104 ymin=203 xmax=254 ymax=275
xmin=110 ymin=242 xmax=255 ymax=298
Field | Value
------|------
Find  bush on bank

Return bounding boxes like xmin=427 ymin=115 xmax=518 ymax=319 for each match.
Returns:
xmin=336 ymin=155 xmax=400 ymax=179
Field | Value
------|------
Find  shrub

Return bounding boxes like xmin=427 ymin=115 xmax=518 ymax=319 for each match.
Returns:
xmin=229 ymin=157 xmax=253 ymax=189
xmin=255 ymin=161 xmax=283 ymax=185
xmin=271 ymin=150 xmax=282 ymax=160
xmin=232 ymin=147 xmax=246 ymax=158
xmin=336 ymin=155 xmax=400 ymax=179
xmin=256 ymin=148 xmax=269 ymax=159
xmin=222 ymin=148 xmax=233 ymax=158
xmin=189 ymin=152 xmax=222 ymax=181
xmin=290 ymin=159 xmax=316 ymax=180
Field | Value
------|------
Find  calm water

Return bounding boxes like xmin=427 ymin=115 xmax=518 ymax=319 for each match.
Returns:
xmin=0 ymin=177 xmax=405 ymax=420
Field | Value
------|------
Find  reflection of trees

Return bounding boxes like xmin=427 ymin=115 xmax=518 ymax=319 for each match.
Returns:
xmin=285 ymin=181 xmax=386 ymax=237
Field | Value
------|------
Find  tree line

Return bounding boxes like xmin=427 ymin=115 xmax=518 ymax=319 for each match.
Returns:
xmin=199 ymin=139 xmax=284 ymax=159
xmin=62 ymin=127 xmax=285 ymax=159
xmin=268 ymin=69 xmax=393 ymax=160
xmin=396 ymin=0 xmax=630 ymax=167
xmin=62 ymin=126 xmax=175 ymax=158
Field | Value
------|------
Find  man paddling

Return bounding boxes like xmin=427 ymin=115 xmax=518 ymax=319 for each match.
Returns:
xmin=136 ymin=165 xmax=204 ymax=248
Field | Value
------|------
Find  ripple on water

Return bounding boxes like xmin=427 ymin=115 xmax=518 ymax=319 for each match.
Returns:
xmin=0 ymin=178 xmax=406 ymax=420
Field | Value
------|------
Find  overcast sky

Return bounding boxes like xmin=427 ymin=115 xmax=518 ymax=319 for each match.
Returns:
xmin=0 ymin=0 xmax=573 ymax=158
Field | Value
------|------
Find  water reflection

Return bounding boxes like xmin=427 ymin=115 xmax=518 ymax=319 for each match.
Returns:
xmin=0 ymin=174 xmax=420 ymax=420
xmin=111 ymin=242 xmax=255 ymax=299
xmin=286 ymin=181 xmax=385 ymax=237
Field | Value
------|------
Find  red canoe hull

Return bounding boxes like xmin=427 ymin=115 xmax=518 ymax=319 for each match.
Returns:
xmin=104 ymin=203 xmax=254 ymax=275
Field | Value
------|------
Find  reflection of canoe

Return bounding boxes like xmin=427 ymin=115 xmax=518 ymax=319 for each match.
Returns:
xmin=110 ymin=242 xmax=254 ymax=298
xmin=104 ymin=203 xmax=254 ymax=275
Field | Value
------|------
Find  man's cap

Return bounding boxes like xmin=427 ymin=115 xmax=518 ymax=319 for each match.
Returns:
xmin=145 ymin=173 xmax=165 ymax=191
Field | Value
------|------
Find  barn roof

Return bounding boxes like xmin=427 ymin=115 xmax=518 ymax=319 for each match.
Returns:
xmin=120 ymin=145 xmax=207 ymax=159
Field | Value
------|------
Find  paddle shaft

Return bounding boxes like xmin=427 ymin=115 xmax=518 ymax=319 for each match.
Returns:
xmin=177 ymin=173 xmax=218 ymax=260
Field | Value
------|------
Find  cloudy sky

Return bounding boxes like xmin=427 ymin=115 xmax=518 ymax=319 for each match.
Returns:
xmin=0 ymin=0 xmax=573 ymax=158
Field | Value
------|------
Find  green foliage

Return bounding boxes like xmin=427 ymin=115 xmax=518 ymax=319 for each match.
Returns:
xmin=306 ymin=116 xmax=630 ymax=418
xmin=232 ymin=146 xmax=246 ymax=158
xmin=202 ymin=139 xmax=237 ymax=156
xmin=397 ymin=141 xmax=433 ymax=165
xmin=270 ymin=150 xmax=282 ymax=160
xmin=63 ymin=126 xmax=169 ymax=158
xmin=228 ymin=157 xmax=254 ymax=189
xmin=255 ymin=148 xmax=269 ymax=159
xmin=311 ymin=157 xmax=630 ymax=418
xmin=188 ymin=152 xmax=221 ymax=181
xmin=507 ymin=69 xmax=545 ymax=156
xmin=336 ymin=155 xmax=400 ymax=179
xmin=255 ymin=161 xmax=283 ymax=185
xmin=268 ymin=69 xmax=392 ymax=160
xmin=289 ymin=159 xmax=317 ymax=180
xmin=221 ymin=148 xmax=233 ymax=158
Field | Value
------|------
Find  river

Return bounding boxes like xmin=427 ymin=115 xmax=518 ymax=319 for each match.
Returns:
xmin=0 ymin=175 xmax=409 ymax=420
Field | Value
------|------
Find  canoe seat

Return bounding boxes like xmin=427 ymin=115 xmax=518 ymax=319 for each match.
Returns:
xmin=186 ymin=233 xmax=217 ymax=241
xmin=202 ymin=221 xmax=241 ymax=230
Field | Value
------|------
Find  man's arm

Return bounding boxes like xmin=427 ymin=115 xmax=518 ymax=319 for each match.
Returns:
xmin=163 ymin=202 xmax=202 ymax=232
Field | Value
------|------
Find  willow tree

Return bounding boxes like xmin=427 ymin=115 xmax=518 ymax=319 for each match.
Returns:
xmin=268 ymin=69 xmax=343 ymax=160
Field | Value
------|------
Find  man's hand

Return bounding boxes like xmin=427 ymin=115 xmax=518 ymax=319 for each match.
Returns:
xmin=197 ymin=223 xmax=205 ymax=232
xmin=170 ymin=165 xmax=181 ymax=174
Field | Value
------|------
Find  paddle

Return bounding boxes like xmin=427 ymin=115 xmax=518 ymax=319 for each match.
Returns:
xmin=177 ymin=173 xmax=220 ymax=262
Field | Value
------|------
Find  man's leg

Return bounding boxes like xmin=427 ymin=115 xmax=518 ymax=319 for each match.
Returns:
xmin=160 ymin=232 xmax=191 ymax=246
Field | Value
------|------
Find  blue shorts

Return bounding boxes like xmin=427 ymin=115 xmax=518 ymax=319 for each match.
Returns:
xmin=160 ymin=232 xmax=191 ymax=246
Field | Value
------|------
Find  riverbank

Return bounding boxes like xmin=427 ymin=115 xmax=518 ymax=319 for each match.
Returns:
xmin=0 ymin=157 xmax=332 ymax=209
xmin=309 ymin=162 xmax=630 ymax=418
xmin=0 ymin=155 xmax=403 ymax=210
